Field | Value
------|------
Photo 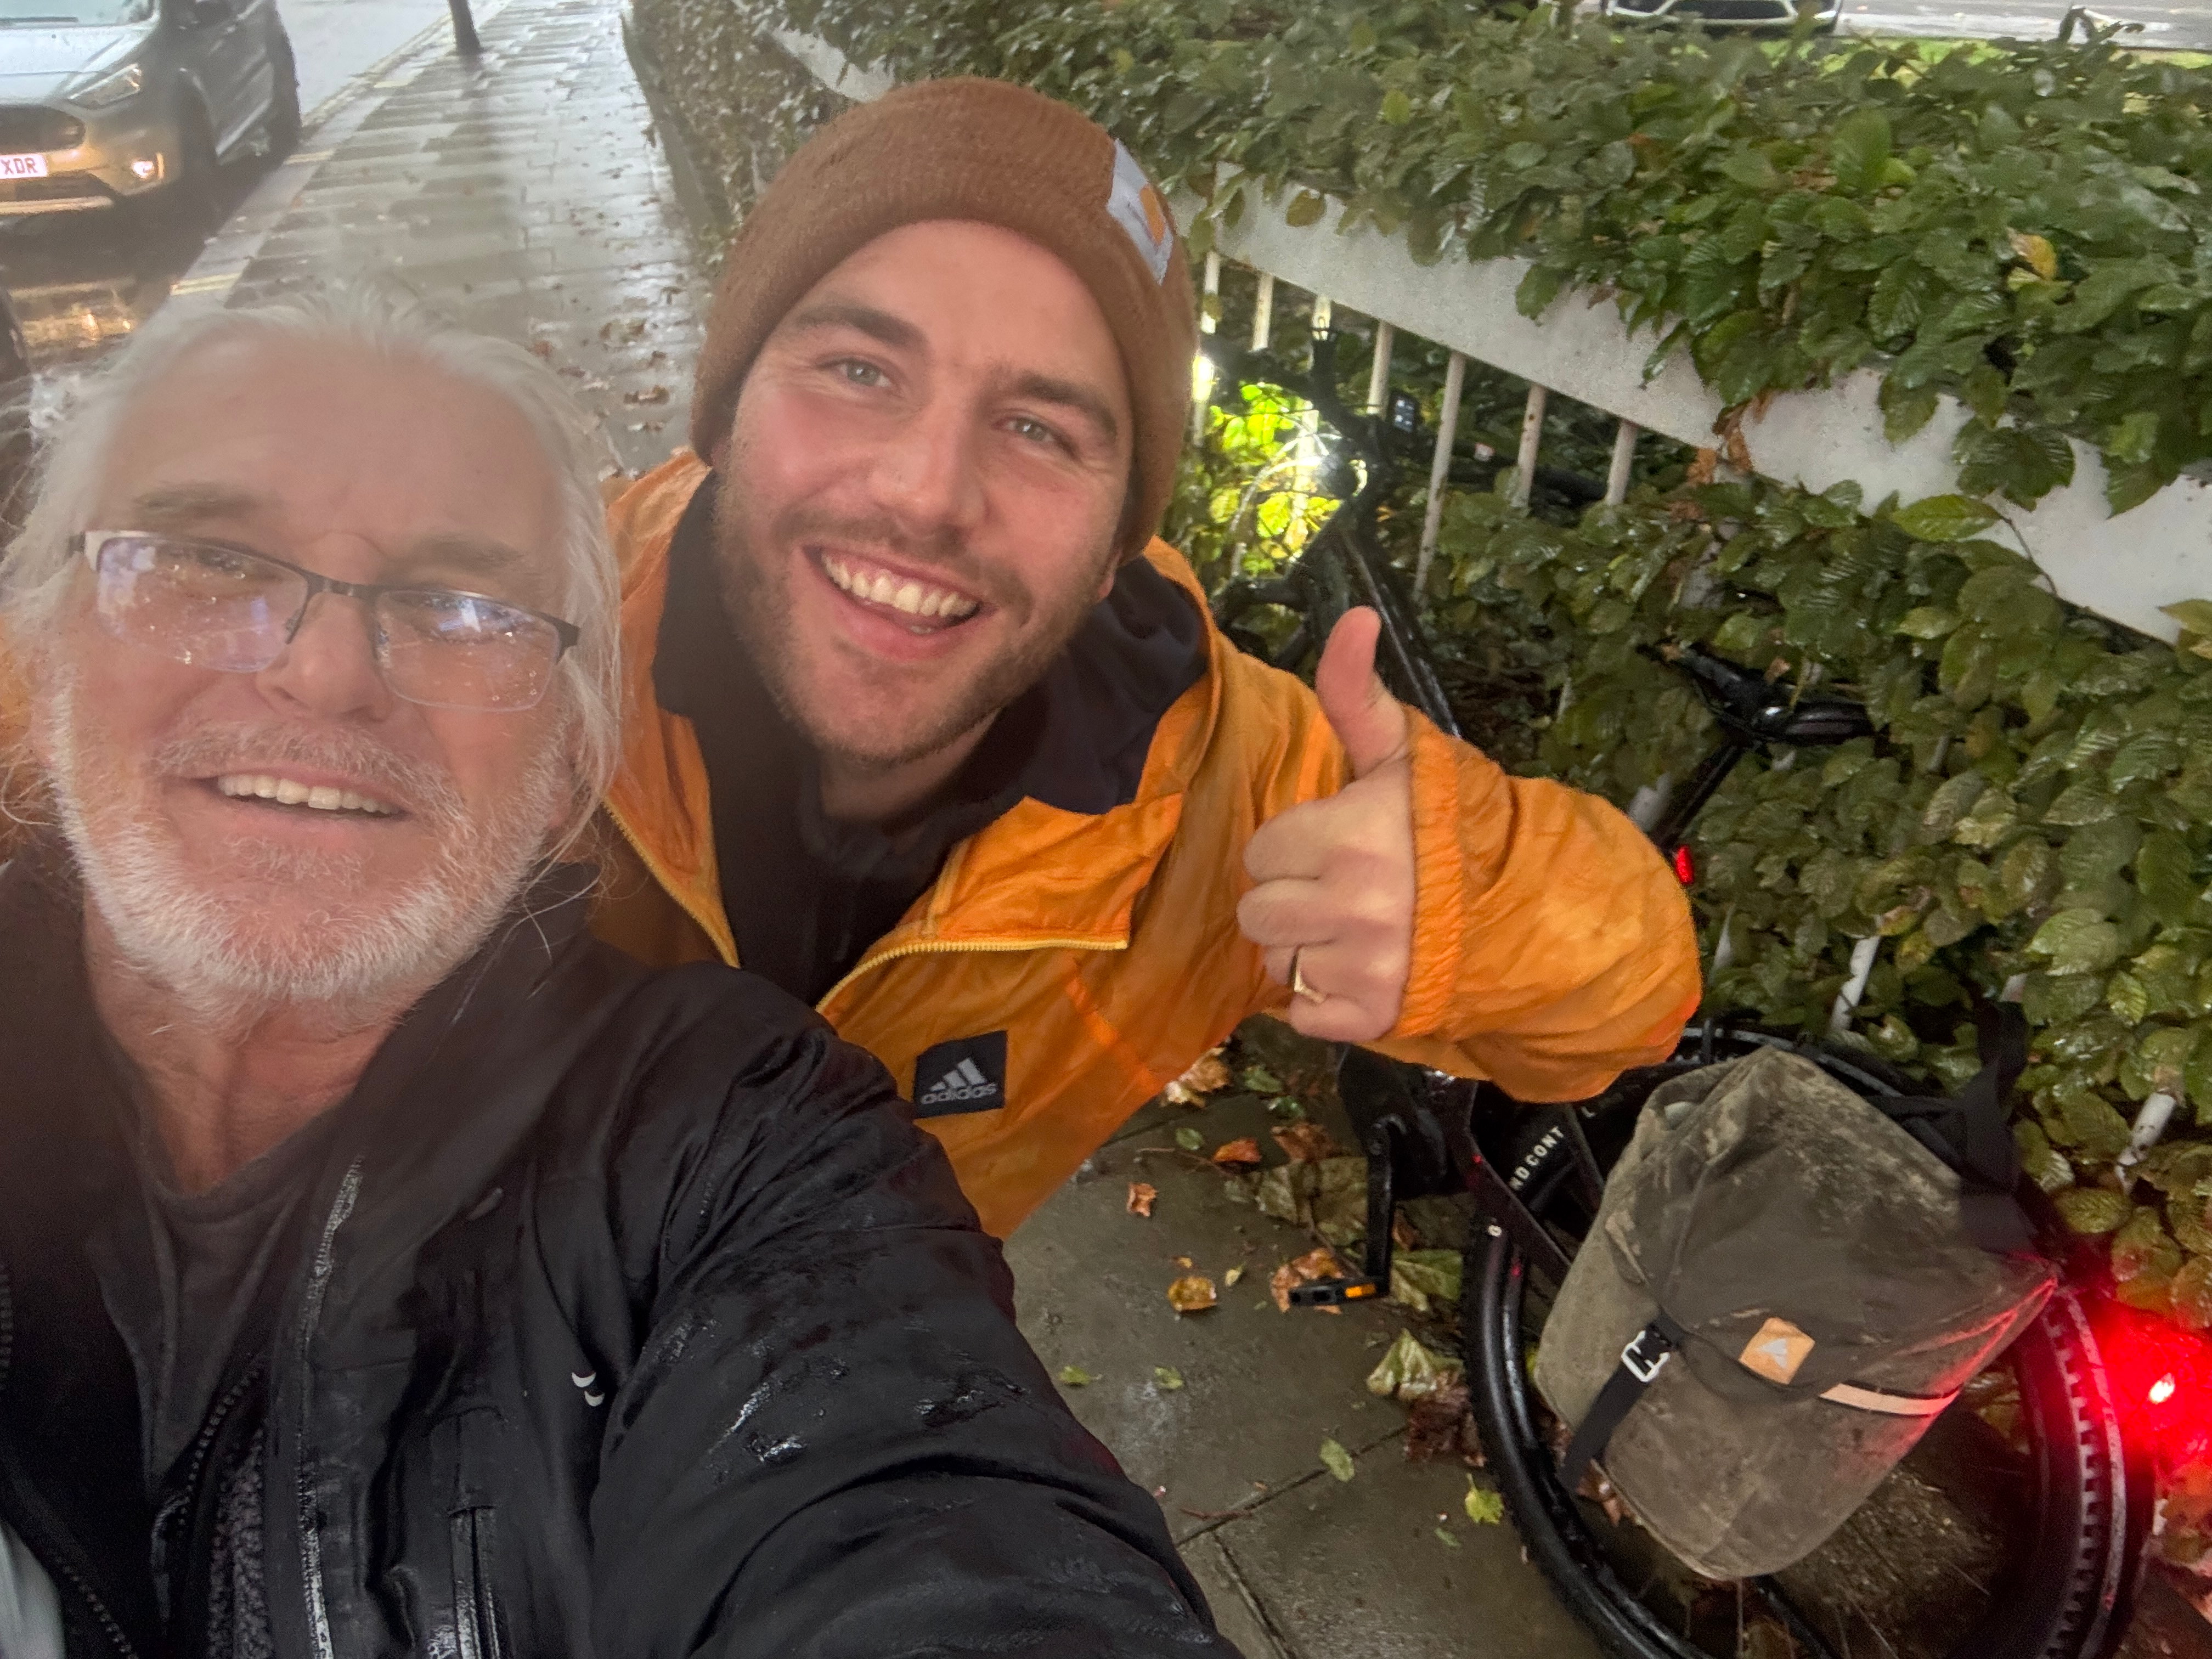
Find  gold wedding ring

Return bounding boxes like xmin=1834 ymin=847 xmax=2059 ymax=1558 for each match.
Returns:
xmin=1290 ymin=947 xmax=1326 ymax=1004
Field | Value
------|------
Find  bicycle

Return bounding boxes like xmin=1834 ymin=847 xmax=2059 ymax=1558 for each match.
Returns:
xmin=1204 ymin=336 xmax=2155 ymax=1659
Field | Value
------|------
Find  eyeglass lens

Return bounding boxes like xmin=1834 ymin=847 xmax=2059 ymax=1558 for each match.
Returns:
xmin=91 ymin=535 xmax=565 ymax=713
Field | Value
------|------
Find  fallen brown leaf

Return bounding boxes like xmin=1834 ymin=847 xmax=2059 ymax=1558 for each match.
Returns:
xmin=1392 ymin=1212 xmax=1420 ymax=1250
xmin=1405 ymin=1381 xmax=1486 ymax=1467
xmin=1167 ymin=1274 xmax=1218 ymax=1314
xmin=1272 ymin=1122 xmax=1343 ymax=1164
xmin=1686 ymin=447 xmax=1719 ymax=487
xmin=623 ymin=385 xmax=672 ymax=405
xmin=527 ymin=338 xmax=552 ymax=358
xmin=1126 ymin=1182 xmax=1156 ymax=1218
xmin=1211 ymin=1137 xmax=1262 ymax=1170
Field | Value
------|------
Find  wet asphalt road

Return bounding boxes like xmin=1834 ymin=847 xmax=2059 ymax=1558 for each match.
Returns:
xmin=1844 ymin=0 xmax=2212 ymax=47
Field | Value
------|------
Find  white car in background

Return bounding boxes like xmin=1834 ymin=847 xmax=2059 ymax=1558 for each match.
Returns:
xmin=0 ymin=0 xmax=296 ymax=219
xmin=1600 ymin=0 xmax=1843 ymax=27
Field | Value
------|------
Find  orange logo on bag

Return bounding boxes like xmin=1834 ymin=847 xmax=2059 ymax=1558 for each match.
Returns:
xmin=1740 ymin=1317 xmax=1816 ymax=1385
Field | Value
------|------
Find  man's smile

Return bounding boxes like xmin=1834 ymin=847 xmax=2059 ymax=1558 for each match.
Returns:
xmin=814 ymin=547 xmax=984 ymax=634
xmin=208 ymin=771 xmax=401 ymax=817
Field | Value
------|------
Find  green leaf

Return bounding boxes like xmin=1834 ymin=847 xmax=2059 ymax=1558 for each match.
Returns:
xmin=1893 ymin=495 xmax=2000 ymax=543
xmin=2053 ymin=1187 xmax=2129 ymax=1235
xmin=1464 ymin=1479 xmax=1505 ymax=1525
xmin=1319 ymin=1438 xmax=1355 ymax=1481
xmin=1175 ymin=1125 xmax=1204 ymax=1151
xmin=2162 ymin=599 xmax=2212 ymax=638
xmin=1058 ymin=1364 xmax=1097 ymax=1386
xmin=1897 ymin=607 xmax=1959 ymax=639
xmin=2029 ymin=909 xmax=2124 ymax=975
xmin=1516 ymin=263 xmax=1569 ymax=320
xmin=1829 ymin=106 xmax=1893 ymax=195
xmin=1380 ymin=88 xmax=1413 ymax=126
xmin=1153 ymin=1365 xmax=1184 ymax=1391
xmin=1284 ymin=190 xmax=1326 ymax=228
xmin=1435 ymin=1526 xmax=1462 ymax=1548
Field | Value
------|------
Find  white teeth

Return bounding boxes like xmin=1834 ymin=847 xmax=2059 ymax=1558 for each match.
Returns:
xmin=213 ymin=773 xmax=396 ymax=815
xmin=820 ymin=552 xmax=980 ymax=623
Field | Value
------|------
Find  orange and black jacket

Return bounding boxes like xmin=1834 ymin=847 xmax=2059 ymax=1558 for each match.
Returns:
xmin=597 ymin=453 xmax=1702 ymax=1238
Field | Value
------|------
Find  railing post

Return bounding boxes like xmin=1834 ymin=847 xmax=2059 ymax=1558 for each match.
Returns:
xmin=1310 ymin=295 xmax=1333 ymax=335
xmin=1511 ymin=383 xmax=1549 ymax=511
xmin=1250 ymin=272 xmax=1274 ymax=353
xmin=1192 ymin=251 xmax=1221 ymax=442
xmin=1414 ymin=350 xmax=1467 ymax=595
xmin=1364 ymin=320 xmax=1395 ymax=414
xmin=1605 ymin=418 xmax=1639 ymax=506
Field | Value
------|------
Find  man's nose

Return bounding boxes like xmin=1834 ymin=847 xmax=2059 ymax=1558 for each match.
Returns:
xmin=253 ymin=590 xmax=397 ymax=721
xmin=869 ymin=400 xmax=988 ymax=541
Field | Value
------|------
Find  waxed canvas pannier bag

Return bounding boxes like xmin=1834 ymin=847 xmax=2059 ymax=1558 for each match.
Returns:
xmin=1532 ymin=1036 xmax=2056 ymax=1581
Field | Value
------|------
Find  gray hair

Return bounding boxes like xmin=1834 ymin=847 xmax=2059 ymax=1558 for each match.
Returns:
xmin=0 ymin=286 xmax=623 ymax=828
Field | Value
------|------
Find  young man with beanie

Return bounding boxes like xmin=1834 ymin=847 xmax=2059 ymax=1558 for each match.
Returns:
xmin=597 ymin=77 xmax=1702 ymax=1238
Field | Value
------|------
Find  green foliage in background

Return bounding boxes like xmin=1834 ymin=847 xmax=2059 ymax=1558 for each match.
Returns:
xmin=754 ymin=0 xmax=2212 ymax=515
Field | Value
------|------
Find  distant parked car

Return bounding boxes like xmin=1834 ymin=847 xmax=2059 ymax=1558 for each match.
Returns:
xmin=0 ymin=0 xmax=296 ymax=221
xmin=1599 ymin=0 xmax=1840 ymax=27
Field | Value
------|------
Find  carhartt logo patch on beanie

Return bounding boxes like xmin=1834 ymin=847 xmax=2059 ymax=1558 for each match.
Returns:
xmin=689 ymin=77 xmax=1198 ymax=560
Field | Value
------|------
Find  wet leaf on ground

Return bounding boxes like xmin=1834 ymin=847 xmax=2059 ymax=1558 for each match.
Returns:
xmin=1211 ymin=1137 xmax=1263 ymax=1169
xmin=1173 ymin=1125 xmax=1204 ymax=1152
xmin=1389 ymin=1249 xmax=1463 ymax=1315
xmin=1312 ymin=1158 xmax=1369 ymax=1245
xmin=1167 ymin=1274 xmax=1218 ymax=1313
xmin=1154 ymin=1365 xmax=1185 ymax=1391
xmin=1223 ymin=1264 xmax=1246 ymax=1287
xmin=1319 ymin=1438 xmax=1355 ymax=1481
xmin=1127 ymin=1182 xmax=1157 ymax=1217
xmin=1273 ymin=1122 xmax=1344 ymax=1163
xmin=1463 ymin=1477 xmax=1504 ymax=1525
xmin=1434 ymin=1525 xmax=1460 ymax=1548
xmin=1163 ymin=1048 xmax=1231 ymax=1104
xmin=1238 ymin=1064 xmax=1283 ymax=1094
xmin=1406 ymin=1381 xmax=1485 ymax=1466
xmin=1057 ymin=1364 xmax=1096 ymax=1386
xmin=1365 ymin=1329 xmax=1464 ymax=1401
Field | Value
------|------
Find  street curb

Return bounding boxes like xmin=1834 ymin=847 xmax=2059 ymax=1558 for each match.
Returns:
xmin=619 ymin=5 xmax=731 ymax=264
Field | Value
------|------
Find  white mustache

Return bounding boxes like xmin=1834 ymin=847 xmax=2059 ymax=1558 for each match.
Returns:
xmin=148 ymin=723 xmax=464 ymax=823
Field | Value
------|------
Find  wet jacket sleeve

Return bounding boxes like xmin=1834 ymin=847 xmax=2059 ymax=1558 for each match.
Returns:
xmin=589 ymin=1007 xmax=1232 ymax=1659
xmin=1367 ymin=712 xmax=1702 ymax=1101
xmin=1222 ymin=637 xmax=1700 ymax=1103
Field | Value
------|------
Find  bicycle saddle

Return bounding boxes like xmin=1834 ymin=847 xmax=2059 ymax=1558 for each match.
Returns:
xmin=1650 ymin=646 xmax=1874 ymax=748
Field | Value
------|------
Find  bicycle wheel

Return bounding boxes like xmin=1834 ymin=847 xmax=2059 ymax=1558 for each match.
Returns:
xmin=1463 ymin=1029 xmax=2146 ymax=1659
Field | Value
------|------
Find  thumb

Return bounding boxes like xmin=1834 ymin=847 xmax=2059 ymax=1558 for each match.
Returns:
xmin=1314 ymin=607 xmax=1410 ymax=780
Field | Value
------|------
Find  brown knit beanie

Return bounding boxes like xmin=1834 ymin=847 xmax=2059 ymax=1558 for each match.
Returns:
xmin=689 ymin=77 xmax=1196 ymax=560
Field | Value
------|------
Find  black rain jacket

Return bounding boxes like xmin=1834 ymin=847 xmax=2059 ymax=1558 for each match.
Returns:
xmin=0 ymin=851 xmax=1231 ymax=1658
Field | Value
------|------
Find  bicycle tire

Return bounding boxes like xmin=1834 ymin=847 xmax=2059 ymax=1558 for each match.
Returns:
xmin=1462 ymin=1031 xmax=2145 ymax=1659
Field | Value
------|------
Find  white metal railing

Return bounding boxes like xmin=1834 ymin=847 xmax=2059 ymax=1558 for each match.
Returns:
xmin=749 ymin=30 xmax=2212 ymax=648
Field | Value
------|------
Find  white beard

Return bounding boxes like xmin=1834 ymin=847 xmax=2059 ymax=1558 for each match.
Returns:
xmin=41 ymin=678 xmax=571 ymax=1026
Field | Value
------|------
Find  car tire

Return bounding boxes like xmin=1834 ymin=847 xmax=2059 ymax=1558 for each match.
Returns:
xmin=264 ymin=42 xmax=301 ymax=157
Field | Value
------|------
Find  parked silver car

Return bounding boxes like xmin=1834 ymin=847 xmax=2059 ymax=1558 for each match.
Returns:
xmin=0 ymin=0 xmax=296 ymax=218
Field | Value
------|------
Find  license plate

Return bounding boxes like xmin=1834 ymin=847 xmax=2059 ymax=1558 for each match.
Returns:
xmin=0 ymin=154 xmax=48 ymax=180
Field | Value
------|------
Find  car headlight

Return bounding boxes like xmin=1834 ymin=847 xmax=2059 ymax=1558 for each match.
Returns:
xmin=71 ymin=62 xmax=143 ymax=110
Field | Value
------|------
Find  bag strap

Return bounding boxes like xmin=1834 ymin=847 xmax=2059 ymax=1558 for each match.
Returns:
xmin=1558 ymin=1310 xmax=1690 ymax=1491
xmin=1877 ymin=1002 xmax=2035 ymax=1253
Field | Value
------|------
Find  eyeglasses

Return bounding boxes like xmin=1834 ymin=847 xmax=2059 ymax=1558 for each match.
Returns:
xmin=74 ymin=531 xmax=582 ymax=713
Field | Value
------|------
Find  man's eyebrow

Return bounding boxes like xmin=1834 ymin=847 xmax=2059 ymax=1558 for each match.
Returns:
xmin=399 ymin=532 xmax=529 ymax=584
xmin=782 ymin=301 xmax=924 ymax=353
xmin=1008 ymin=372 xmax=1122 ymax=447
xmin=126 ymin=483 xmax=272 ymax=530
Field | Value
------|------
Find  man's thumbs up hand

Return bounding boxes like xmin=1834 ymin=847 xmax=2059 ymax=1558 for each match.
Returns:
xmin=1237 ymin=608 xmax=1419 ymax=1041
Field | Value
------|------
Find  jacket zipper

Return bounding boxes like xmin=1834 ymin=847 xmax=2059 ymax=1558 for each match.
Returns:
xmin=155 ymin=1359 xmax=264 ymax=1650
xmin=450 ymin=1505 xmax=503 ymax=1659
xmin=601 ymin=799 xmax=739 ymax=965
xmin=814 ymin=935 xmax=1128 ymax=1014
xmin=0 ymin=1263 xmax=143 ymax=1659
xmin=295 ymin=1159 xmax=363 ymax=1659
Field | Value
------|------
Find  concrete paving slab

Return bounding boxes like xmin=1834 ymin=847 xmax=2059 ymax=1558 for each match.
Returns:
xmin=1210 ymin=1432 xmax=1605 ymax=1659
xmin=1009 ymin=1090 xmax=1412 ymax=1532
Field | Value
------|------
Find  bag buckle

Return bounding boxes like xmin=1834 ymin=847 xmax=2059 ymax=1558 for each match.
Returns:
xmin=1621 ymin=1324 xmax=1676 ymax=1384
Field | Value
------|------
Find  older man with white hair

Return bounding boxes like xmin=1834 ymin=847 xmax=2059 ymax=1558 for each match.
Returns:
xmin=0 ymin=291 xmax=1234 ymax=1659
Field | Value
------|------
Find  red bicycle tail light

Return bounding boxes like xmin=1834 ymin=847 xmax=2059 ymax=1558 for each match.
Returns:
xmin=2096 ymin=1303 xmax=2212 ymax=1468
xmin=1672 ymin=845 xmax=1696 ymax=886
